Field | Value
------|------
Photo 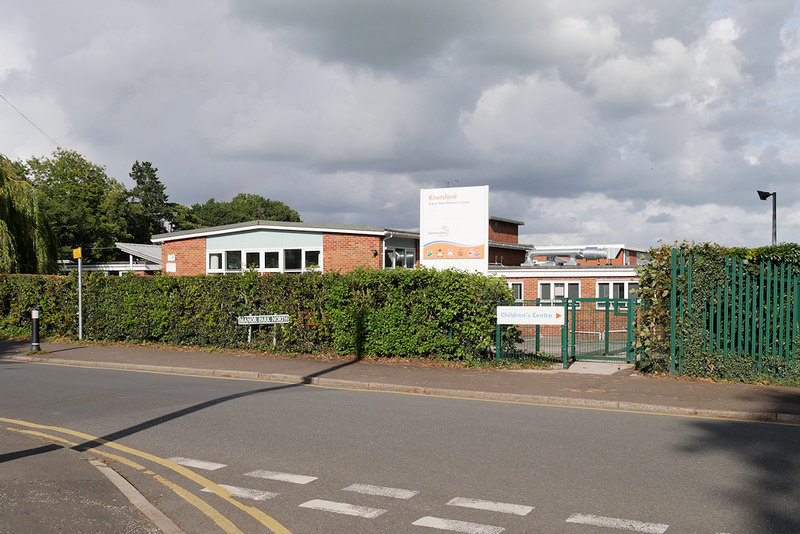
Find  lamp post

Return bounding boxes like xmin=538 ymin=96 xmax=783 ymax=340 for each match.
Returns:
xmin=757 ymin=190 xmax=777 ymax=246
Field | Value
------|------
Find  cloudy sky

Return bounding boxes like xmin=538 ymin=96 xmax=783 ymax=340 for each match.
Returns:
xmin=2 ymin=1 xmax=800 ymax=249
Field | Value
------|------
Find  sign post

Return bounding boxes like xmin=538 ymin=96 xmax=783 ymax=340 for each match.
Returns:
xmin=73 ymin=248 xmax=83 ymax=340
xmin=237 ymin=315 xmax=290 ymax=345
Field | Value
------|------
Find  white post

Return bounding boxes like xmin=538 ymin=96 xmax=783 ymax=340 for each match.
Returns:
xmin=78 ymin=257 xmax=83 ymax=340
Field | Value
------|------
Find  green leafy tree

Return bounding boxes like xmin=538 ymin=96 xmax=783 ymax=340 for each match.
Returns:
xmin=165 ymin=202 xmax=200 ymax=232
xmin=189 ymin=193 xmax=301 ymax=227
xmin=128 ymin=161 xmax=172 ymax=241
xmin=25 ymin=148 xmax=132 ymax=260
xmin=0 ymin=155 xmax=57 ymax=273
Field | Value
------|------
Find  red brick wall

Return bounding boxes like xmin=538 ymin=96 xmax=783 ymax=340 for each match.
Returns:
xmin=489 ymin=220 xmax=519 ymax=244
xmin=162 ymin=238 xmax=206 ymax=275
xmin=323 ymin=233 xmax=383 ymax=272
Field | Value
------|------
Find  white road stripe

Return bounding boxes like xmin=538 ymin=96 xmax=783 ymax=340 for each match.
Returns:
xmin=343 ymin=483 xmax=419 ymax=499
xmin=201 ymin=484 xmax=278 ymax=501
xmin=447 ymin=497 xmax=533 ymax=516
xmin=412 ymin=516 xmax=504 ymax=534
xmin=166 ymin=457 xmax=227 ymax=471
xmin=299 ymin=499 xmax=386 ymax=518
xmin=245 ymin=469 xmax=318 ymax=484
xmin=566 ymin=513 xmax=669 ymax=533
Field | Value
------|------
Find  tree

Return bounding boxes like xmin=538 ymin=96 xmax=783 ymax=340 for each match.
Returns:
xmin=128 ymin=161 xmax=172 ymax=241
xmin=0 ymin=155 xmax=57 ymax=273
xmin=25 ymin=149 xmax=132 ymax=260
xmin=189 ymin=193 xmax=301 ymax=227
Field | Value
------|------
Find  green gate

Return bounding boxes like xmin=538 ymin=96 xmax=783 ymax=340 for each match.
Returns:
xmin=495 ymin=298 xmax=638 ymax=367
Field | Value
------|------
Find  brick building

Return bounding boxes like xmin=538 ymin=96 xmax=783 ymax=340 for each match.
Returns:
xmin=151 ymin=218 xmax=530 ymax=275
xmin=151 ymin=218 xmax=647 ymax=308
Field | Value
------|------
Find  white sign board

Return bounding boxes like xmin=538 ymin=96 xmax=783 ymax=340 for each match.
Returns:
xmin=237 ymin=314 xmax=290 ymax=325
xmin=497 ymin=306 xmax=565 ymax=325
xmin=420 ymin=185 xmax=489 ymax=274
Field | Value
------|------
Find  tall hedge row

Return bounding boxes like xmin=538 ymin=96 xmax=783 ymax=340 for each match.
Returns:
xmin=0 ymin=268 xmax=511 ymax=360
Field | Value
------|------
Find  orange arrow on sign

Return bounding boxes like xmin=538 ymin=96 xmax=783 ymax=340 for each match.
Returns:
xmin=556 ymin=313 xmax=562 ymax=319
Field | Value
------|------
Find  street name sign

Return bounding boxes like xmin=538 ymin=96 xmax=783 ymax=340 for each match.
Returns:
xmin=497 ymin=306 xmax=564 ymax=325
xmin=237 ymin=314 xmax=290 ymax=325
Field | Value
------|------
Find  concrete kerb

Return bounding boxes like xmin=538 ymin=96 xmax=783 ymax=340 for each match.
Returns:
xmin=5 ymin=355 xmax=800 ymax=424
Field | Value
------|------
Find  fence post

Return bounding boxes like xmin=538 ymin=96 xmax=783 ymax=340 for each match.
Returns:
xmin=495 ymin=301 xmax=502 ymax=362
xmin=561 ymin=299 xmax=569 ymax=368
xmin=604 ymin=300 xmax=610 ymax=355
xmin=670 ymin=248 xmax=677 ymax=378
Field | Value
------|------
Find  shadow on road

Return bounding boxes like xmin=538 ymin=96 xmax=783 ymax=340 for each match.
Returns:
xmin=0 ymin=356 xmax=361 ymax=462
xmin=677 ymin=389 xmax=800 ymax=533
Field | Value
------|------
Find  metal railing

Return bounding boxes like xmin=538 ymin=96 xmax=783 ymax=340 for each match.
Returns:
xmin=496 ymin=297 xmax=638 ymax=366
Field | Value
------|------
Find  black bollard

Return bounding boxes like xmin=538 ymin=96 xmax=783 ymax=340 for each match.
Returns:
xmin=30 ymin=307 xmax=41 ymax=352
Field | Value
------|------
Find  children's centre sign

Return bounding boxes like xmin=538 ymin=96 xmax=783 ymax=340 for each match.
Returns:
xmin=497 ymin=306 xmax=565 ymax=325
xmin=420 ymin=185 xmax=489 ymax=274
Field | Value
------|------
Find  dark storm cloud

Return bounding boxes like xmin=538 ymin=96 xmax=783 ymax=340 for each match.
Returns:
xmin=2 ymin=0 xmax=800 ymax=248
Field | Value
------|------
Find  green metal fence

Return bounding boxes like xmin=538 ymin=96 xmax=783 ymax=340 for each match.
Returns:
xmin=496 ymin=298 xmax=638 ymax=367
xmin=669 ymin=248 xmax=800 ymax=377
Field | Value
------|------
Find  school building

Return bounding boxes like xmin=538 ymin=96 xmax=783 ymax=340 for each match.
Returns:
xmin=150 ymin=217 xmax=647 ymax=304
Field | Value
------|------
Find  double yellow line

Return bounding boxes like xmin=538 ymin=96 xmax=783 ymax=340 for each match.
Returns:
xmin=0 ymin=416 xmax=291 ymax=534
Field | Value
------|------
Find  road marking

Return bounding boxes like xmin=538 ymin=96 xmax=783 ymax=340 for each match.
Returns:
xmin=299 ymin=499 xmax=387 ymax=518
xmin=203 ymin=484 xmax=279 ymax=501
xmin=343 ymin=483 xmax=419 ymax=499
xmin=447 ymin=497 xmax=533 ymax=516
xmin=566 ymin=513 xmax=669 ymax=533
xmin=246 ymin=469 xmax=318 ymax=484
xmin=412 ymin=516 xmax=504 ymax=534
xmin=167 ymin=456 xmax=227 ymax=471
xmin=0 ymin=416 xmax=292 ymax=534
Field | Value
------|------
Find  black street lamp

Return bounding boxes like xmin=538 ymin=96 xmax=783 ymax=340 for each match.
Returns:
xmin=757 ymin=190 xmax=777 ymax=246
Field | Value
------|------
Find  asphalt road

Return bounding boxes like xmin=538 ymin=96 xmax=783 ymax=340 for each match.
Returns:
xmin=2 ymin=360 xmax=799 ymax=533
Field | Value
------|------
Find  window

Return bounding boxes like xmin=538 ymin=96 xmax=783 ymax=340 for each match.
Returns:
xmin=284 ymin=249 xmax=302 ymax=271
xmin=596 ymin=281 xmax=639 ymax=309
xmin=208 ymin=253 xmax=222 ymax=271
xmin=225 ymin=250 xmax=241 ymax=271
xmin=305 ymin=250 xmax=321 ymax=271
xmin=245 ymin=252 xmax=260 ymax=270
xmin=538 ymin=281 xmax=580 ymax=306
xmin=264 ymin=251 xmax=279 ymax=270
xmin=507 ymin=281 xmax=523 ymax=302
xmin=384 ymin=247 xmax=415 ymax=269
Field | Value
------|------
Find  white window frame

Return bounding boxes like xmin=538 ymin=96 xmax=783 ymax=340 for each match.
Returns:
xmin=384 ymin=247 xmax=416 ymax=269
xmin=538 ymin=281 xmax=580 ymax=308
xmin=507 ymin=281 xmax=524 ymax=302
xmin=596 ymin=280 xmax=639 ymax=309
xmin=206 ymin=247 xmax=323 ymax=274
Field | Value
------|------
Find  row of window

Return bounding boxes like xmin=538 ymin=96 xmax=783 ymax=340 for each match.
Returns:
xmin=207 ymin=246 xmax=416 ymax=273
xmin=508 ymin=280 xmax=639 ymax=308
xmin=208 ymin=249 xmax=322 ymax=273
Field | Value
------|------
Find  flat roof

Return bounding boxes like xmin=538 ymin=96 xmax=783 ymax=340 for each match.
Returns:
xmin=489 ymin=215 xmax=525 ymax=226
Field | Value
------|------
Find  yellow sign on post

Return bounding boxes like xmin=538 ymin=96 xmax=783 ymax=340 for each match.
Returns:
xmin=73 ymin=247 xmax=82 ymax=259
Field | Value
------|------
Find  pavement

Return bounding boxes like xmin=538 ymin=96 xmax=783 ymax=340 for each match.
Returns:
xmin=2 ymin=338 xmax=800 ymax=532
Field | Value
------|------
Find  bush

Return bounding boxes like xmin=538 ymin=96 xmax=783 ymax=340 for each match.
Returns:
xmin=0 ymin=268 xmax=512 ymax=362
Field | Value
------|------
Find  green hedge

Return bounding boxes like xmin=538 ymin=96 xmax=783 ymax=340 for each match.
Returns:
xmin=0 ymin=268 xmax=511 ymax=360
